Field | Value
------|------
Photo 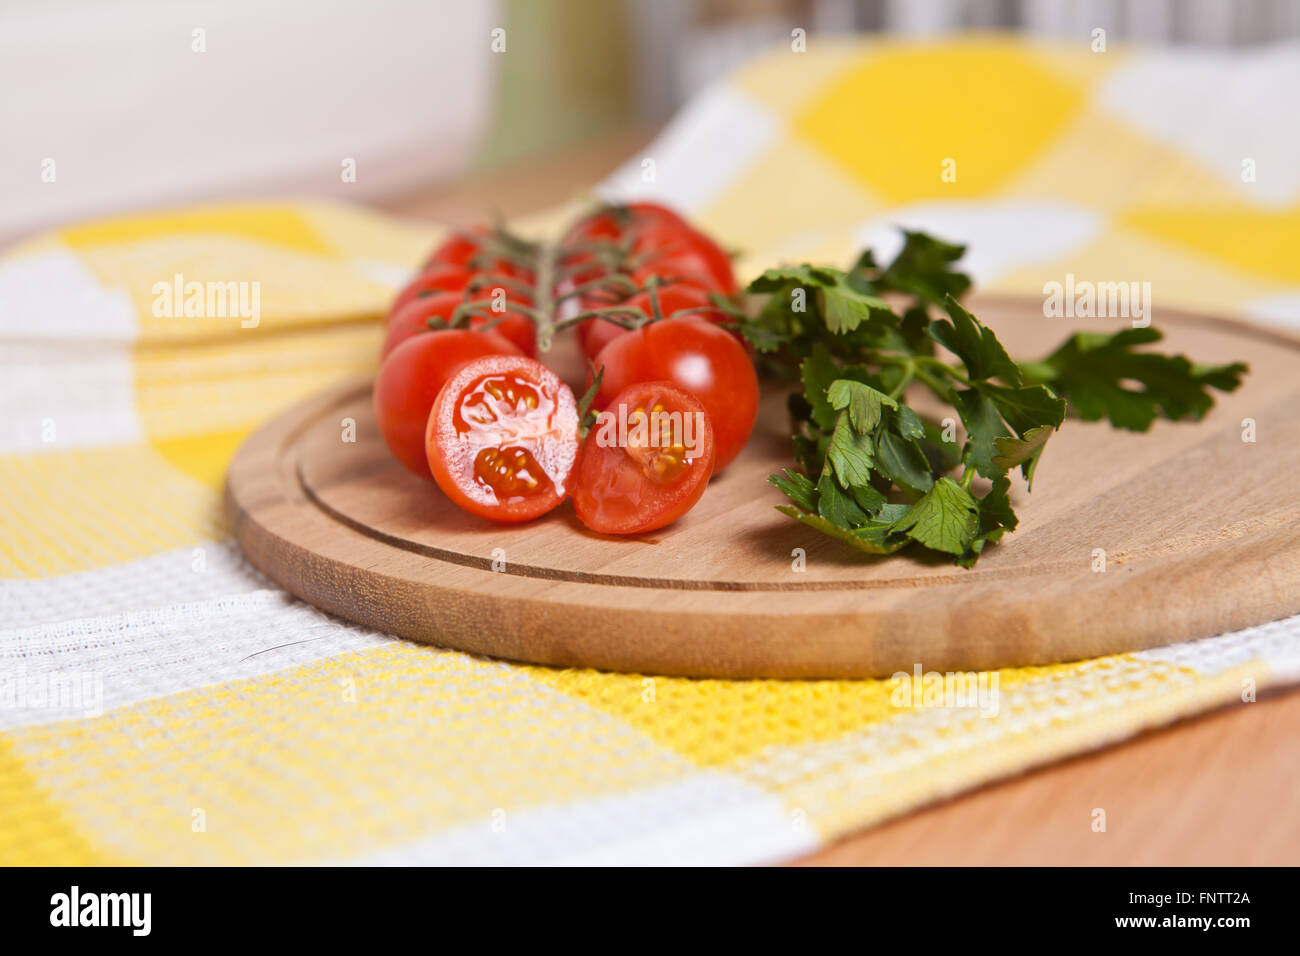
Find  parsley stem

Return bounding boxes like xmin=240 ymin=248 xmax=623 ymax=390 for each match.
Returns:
xmin=915 ymin=356 xmax=972 ymax=385
xmin=877 ymin=353 xmax=972 ymax=389
xmin=913 ymin=366 xmax=953 ymax=399
xmin=887 ymin=359 xmax=915 ymax=399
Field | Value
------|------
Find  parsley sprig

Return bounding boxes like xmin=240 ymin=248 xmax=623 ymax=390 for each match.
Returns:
xmin=743 ymin=232 xmax=1247 ymax=567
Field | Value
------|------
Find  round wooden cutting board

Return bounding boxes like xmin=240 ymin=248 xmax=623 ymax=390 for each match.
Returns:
xmin=226 ymin=296 xmax=1300 ymax=678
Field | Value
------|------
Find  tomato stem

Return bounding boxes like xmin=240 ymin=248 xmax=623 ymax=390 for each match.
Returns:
xmin=551 ymin=307 xmax=646 ymax=333
xmin=551 ymin=274 xmax=639 ymax=305
xmin=645 ymin=276 xmax=666 ymax=323
xmin=465 ymin=274 xmax=534 ymax=298
xmin=532 ymin=234 xmax=559 ymax=353
xmin=450 ymin=298 xmax=545 ymax=330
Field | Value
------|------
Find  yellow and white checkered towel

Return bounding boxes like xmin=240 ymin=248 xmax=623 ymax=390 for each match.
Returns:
xmin=3 ymin=37 xmax=1298 ymax=865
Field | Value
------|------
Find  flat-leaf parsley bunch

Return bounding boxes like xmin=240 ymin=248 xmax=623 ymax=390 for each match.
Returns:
xmin=737 ymin=232 xmax=1248 ymax=567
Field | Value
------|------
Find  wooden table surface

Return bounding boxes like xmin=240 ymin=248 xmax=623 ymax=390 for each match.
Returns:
xmin=376 ymin=127 xmax=1300 ymax=866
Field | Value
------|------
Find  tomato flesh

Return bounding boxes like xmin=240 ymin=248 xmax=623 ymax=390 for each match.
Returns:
xmin=572 ymin=383 xmax=715 ymax=534
xmin=427 ymin=356 xmax=579 ymax=522
xmin=374 ymin=330 xmax=522 ymax=478
xmin=591 ymin=316 xmax=757 ymax=471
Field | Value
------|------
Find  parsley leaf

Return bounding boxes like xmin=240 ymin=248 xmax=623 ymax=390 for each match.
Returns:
xmin=746 ymin=230 xmax=1246 ymax=567
xmin=889 ymin=477 xmax=979 ymax=555
xmin=929 ymin=296 xmax=1022 ymax=385
xmin=799 ymin=345 xmax=841 ymax=431
xmin=873 ymin=231 xmax=972 ymax=305
xmin=820 ymin=283 xmax=891 ymax=334
xmin=768 ymin=469 xmax=817 ymax=512
xmin=826 ymin=418 xmax=876 ymax=488
xmin=992 ymin=424 xmax=1055 ymax=489
xmin=956 ymin=477 xmax=1018 ymax=568
xmin=1021 ymin=328 xmax=1248 ymax=431
xmin=952 ymin=389 xmax=1009 ymax=479
xmin=775 ymin=506 xmax=909 ymax=556
xmin=827 ymin=379 xmax=895 ymax=432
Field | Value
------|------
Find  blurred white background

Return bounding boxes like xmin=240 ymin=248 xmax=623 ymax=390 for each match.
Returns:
xmin=5 ymin=0 xmax=1297 ymax=242
xmin=0 ymin=0 xmax=497 ymax=240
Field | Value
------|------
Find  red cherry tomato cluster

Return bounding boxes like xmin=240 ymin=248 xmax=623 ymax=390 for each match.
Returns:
xmin=560 ymin=202 xmax=738 ymax=362
xmin=372 ymin=201 xmax=759 ymax=534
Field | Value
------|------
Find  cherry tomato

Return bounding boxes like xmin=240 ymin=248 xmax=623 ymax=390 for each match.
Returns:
xmin=470 ymin=257 xmax=534 ymax=283
xmin=627 ymin=262 xmax=731 ymax=296
xmin=392 ymin=266 xmax=533 ymax=316
xmin=374 ymin=330 xmax=522 ymax=478
xmin=423 ymin=226 xmax=536 ymax=275
xmin=384 ymin=293 xmax=536 ymax=360
xmin=391 ymin=266 xmax=475 ymax=313
xmin=578 ymin=282 xmax=720 ymax=361
xmin=572 ymin=382 xmax=715 ymax=534
xmin=423 ymin=226 xmax=491 ymax=270
xmin=427 ymin=355 xmax=579 ymax=523
xmin=383 ymin=292 xmax=462 ymax=359
xmin=562 ymin=201 xmax=688 ymax=246
xmin=556 ymin=204 xmax=682 ymax=290
xmin=630 ymin=224 xmax=736 ymax=295
xmin=591 ymin=316 xmax=757 ymax=471
xmin=467 ymin=309 xmax=536 ymax=358
xmin=555 ymin=247 xmax=618 ymax=289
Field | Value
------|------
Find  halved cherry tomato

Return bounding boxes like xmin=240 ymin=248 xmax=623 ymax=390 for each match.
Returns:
xmin=374 ymin=330 xmax=522 ymax=478
xmin=427 ymin=355 xmax=579 ymax=523
xmin=572 ymin=382 xmax=715 ymax=534
xmin=578 ymin=282 xmax=720 ymax=361
xmin=383 ymin=292 xmax=536 ymax=359
xmin=591 ymin=316 xmax=757 ymax=471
